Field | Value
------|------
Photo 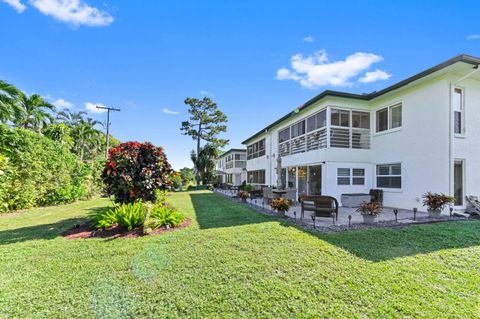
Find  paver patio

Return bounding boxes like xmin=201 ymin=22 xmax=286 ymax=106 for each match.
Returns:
xmin=214 ymin=188 xmax=450 ymax=228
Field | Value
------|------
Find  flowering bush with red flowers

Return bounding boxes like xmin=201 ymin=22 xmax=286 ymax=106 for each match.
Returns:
xmin=102 ymin=141 xmax=172 ymax=203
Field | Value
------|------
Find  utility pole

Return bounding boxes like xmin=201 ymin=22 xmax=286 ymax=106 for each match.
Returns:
xmin=96 ymin=105 xmax=121 ymax=159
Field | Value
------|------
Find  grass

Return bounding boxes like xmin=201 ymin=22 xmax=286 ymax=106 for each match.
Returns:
xmin=0 ymin=191 xmax=479 ymax=318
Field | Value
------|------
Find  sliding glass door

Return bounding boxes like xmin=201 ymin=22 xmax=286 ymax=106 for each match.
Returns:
xmin=298 ymin=166 xmax=308 ymax=197
xmin=308 ymin=165 xmax=322 ymax=195
xmin=283 ymin=164 xmax=322 ymax=197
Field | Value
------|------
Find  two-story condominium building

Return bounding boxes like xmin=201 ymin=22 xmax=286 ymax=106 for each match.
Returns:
xmin=242 ymin=54 xmax=480 ymax=211
xmin=215 ymin=148 xmax=247 ymax=186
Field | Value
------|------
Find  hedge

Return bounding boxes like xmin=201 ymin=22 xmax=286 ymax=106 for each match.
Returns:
xmin=0 ymin=125 xmax=102 ymax=212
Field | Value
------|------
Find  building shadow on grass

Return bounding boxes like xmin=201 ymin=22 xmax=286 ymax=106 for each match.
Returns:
xmin=190 ymin=192 xmax=480 ymax=261
xmin=312 ymin=220 xmax=480 ymax=262
xmin=189 ymin=192 xmax=272 ymax=229
xmin=0 ymin=217 xmax=88 ymax=245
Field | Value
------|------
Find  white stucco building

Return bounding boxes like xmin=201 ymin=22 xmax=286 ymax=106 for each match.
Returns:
xmin=215 ymin=148 xmax=247 ymax=186
xmin=242 ymin=54 xmax=480 ymax=211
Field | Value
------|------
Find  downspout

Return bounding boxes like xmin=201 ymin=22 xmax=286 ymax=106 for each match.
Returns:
xmin=267 ymin=128 xmax=272 ymax=186
xmin=449 ymin=65 xmax=479 ymax=199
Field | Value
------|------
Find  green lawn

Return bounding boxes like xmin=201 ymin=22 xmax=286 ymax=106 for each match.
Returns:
xmin=1 ymin=191 xmax=479 ymax=318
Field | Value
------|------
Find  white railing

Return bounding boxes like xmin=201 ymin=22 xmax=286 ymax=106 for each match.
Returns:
xmin=278 ymin=141 xmax=290 ymax=157
xmin=307 ymin=128 xmax=327 ymax=151
xmin=277 ymin=127 xmax=370 ymax=156
xmin=291 ymin=136 xmax=306 ymax=154
xmin=330 ymin=128 xmax=350 ymax=148
xmin=351 ymin=128 xmax=370 ymax=149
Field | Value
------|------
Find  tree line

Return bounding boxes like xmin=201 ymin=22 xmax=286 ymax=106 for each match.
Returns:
xmin=0 ymin=80 xmax=119 ymax=161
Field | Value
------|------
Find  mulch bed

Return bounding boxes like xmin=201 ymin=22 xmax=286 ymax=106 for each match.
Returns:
xmin=62 ymin=218 xmax=191 ymax=239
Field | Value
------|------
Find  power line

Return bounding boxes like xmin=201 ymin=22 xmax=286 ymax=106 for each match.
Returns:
xmin=96 ymin=105 xmax=121 ymax=159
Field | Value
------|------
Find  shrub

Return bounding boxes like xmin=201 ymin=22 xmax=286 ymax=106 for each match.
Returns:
xmin=422 ymin=192 xmax=455 ymax=211
xmin=154 ymin=189 xmax=168 ymax=205
xmin=169 ymin=171 xmax=183 ymax=189
xmin=102 ymin=141 xmax=172 ymax=204
xmin=149 ymin=204 xmax=185 ymax=229
xmin=356 ymin=201 xmax=382 ymax=216
xmin=0 ymin=125 xmax=101 ymax=212
xmin=243 ymin=184 xmax=254 ymax=192
xmin=90 ymin=208 xmax=118 ymax=229
xmin=90 ymin=202 xmax=147 ymax=231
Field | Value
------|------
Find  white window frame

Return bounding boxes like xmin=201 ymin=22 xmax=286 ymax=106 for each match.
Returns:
xmin=336 ymin=168 xmax=365 ymax=186
xmin=453 ymin=87 xmax=465 ymax=136
xmin=376 ymin=163 xmax=402 ymax=190
xmin=375 ymin=102 xmax=402 ymax=134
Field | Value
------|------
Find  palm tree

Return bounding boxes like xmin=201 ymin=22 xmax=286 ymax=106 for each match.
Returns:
xmin=0 ymin=80 xmax=21 ymax=123
xmin=14 ymin=93 xmax=55 ymax=132
xmin=84 ymin=117 xmax=104 ymax=128
xmin=71 ymin=122 xmax=103 ymax=161
xmin=56 ymin=109 xmax=87 ymax=126
xmin=191 ymin=143 xmax=218 ymax=184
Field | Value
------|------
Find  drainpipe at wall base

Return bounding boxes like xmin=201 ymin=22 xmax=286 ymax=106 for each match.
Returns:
xmin=449 ymin=65 xmax=480 ymax=202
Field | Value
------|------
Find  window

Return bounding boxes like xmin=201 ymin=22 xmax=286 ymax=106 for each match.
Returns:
xmin=247 ymin=139 xmax=266 ymax=159
xmin=376 ymin=103 xmax=402 ymax=133
xmin=337 ymin=168 xmax=365 ymax=185
xmin=352 ymin=169 xmax=365 ymax=185
xmin=337 ymin=168 xmax=350 ymax=185
xmin=278 ymin=128 xmax=290 ymax=143
xmin=291 ymin=120 xmax=305 ymax=138
xmin=307 ymin=110 xmax=327 ymax=132
xmin=331 ymin=109 xmax=350 ymax=127
xmin=226 ymin=174 xmax=233 ymax=184
xmin=352 ymin=111 xmax=370 ymax=129
xmin=453 ymin=87 xmax=463 ymax=134
xmin=247 ymin=170 xmax=265 ymax=184
xmin=376 ymin=163 xmax=401 ymax=189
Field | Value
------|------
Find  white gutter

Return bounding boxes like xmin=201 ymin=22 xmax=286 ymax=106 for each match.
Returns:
xmin=449 ymin=65 xmax=479 ymax=198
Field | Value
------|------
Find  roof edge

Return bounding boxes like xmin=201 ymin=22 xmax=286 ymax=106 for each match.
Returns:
xmin=242 ymin=54 xmax=480 ymax=144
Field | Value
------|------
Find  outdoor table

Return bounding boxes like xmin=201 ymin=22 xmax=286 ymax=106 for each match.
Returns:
xmin=272 ymin=189 xmax=287 ymax=198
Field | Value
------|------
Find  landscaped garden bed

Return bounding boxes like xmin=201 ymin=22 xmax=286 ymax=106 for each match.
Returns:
xmin=62 ymin=218 xmax=191 ymax=239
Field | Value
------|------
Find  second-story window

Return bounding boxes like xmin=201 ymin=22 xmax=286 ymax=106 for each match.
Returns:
xmin=278 ymin=127 xmax=290 ymax=143
xmin=453 ymin=87 xmax=464 ymax=134
xmin=376 ymin=103 xmax=402 ymax=133
xmin=291 ymin=120 xmax=305 ymax=138
xmin=307 ymin=110 xmax=327 ymax=132
xmin=247 ymin=139 xmax=266 ymax=159
xmin=331 ymin=109 xmax=350 ymax=127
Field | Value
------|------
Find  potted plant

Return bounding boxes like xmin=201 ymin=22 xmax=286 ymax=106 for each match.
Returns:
xmin=243 ymin=184 xmax=254 ymax=193
xmin=422 ymin=192 xmax=455 ymax=217
xmin=356 ymin=201 xmax=382 ymax=224
xmin=270 ymin=197 xmax=291 ymax=217
xmin=238 ymin=190 xmax=249 ymax=203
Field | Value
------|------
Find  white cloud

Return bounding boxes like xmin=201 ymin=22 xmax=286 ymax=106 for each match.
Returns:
xmin=53 ymin=98 xmax=74 ymax=109
xmin=162 ymin=108 xmax=179 ymax=115
xmin=85 ymin=102 xmax=107 ymax=113
xmin=302 ymin=35 xmax=314 ymax=42
xmin=276 ymin=50 xmax=387 ymax=88
xmin=1 ymin=0 xmax=26 ymax=12
xmin=358 ymin=69 xmax=392 ymax=83
xmin=200 ymin=90 xmax=214 ymax=97
xmin=29 ymin=0 xmax=114 ymax=27
xmin=466 ymin=34 xmax=480 ymax=40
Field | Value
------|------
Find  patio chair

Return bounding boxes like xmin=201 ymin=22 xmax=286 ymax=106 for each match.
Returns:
xmin=465 ymin=196 xmax=480 ymax=216
xmin=262 ymin=187 xmax=275 ymax=205
xmin=300 ymin=195 xmax=339 ymax=221
xmin=283 ymin=189 xmax=297 ymax=205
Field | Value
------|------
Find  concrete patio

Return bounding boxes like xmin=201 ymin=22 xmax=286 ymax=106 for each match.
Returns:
xmin=214 ymin=188 xmax=455 ymax=229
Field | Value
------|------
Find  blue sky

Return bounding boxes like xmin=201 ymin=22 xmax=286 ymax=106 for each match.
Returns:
xmin=1 ymin=0 xmax=479 ymax=169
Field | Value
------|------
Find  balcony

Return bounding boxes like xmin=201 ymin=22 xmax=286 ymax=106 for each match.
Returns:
xmin=278 ymin=126 xmax=370 ymax=156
